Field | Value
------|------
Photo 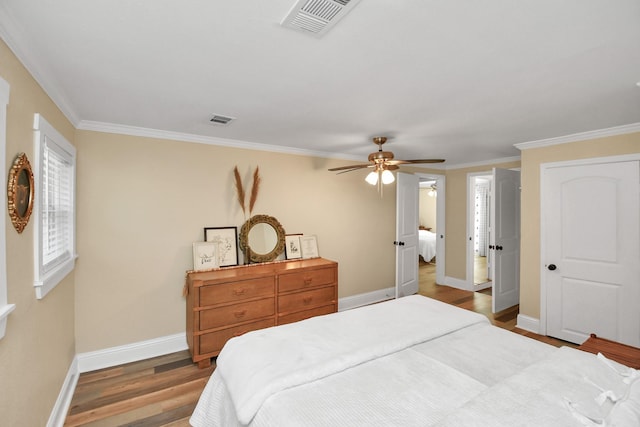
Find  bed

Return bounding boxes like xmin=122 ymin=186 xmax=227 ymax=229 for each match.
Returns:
xmin=419 ymin=229 xmax=437 ymax=262
xmin=190 ymin=295 xmax=640 ymax=427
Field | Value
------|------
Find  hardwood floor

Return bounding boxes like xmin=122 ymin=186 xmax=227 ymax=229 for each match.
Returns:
xmin=64 ymin=351 xmax=213 ymax=426
xmin=64 ymin=262 xmax=574 ymax=426
xmin=419 ymin=261 xmax=575 ymax=347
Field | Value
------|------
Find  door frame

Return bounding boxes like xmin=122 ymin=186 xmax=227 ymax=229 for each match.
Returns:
xmin=410 ymin=172 xmax=446 ymax=285
xmin=539 ymin=152 xmax=640 ymax=336
xmin=466 ymin=171 xmax=493 ymax=290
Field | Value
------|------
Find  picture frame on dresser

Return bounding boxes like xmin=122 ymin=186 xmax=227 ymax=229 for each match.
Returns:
xmin=300 ymin=235 xmax=319 ymax=259
xmin=192 ymin=242 xmax=218 ymax=271
xmin=204 ymin=226 xmax=238 ymax=267
xmin=285 ymin=234 xmax=303 ymax=260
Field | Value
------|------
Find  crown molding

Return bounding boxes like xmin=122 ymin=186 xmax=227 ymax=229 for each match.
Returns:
xmin=514 ymin=122 xmax=640 ymax=151
xmin=77 ymin=120 xmax=369 ymax=162
xmin=444 ymin=155 xmax=521 ymax=170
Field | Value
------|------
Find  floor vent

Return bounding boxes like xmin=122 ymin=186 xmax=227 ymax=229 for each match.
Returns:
xmin=209 ymin=114 xmax=235 ymax=125
xmin=281 ymin=0 xmax=362 ymax=37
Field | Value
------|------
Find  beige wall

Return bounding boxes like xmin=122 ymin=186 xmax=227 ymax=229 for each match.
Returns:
xmin=74 ymin=131 xmax=398 ymax=352
xmin=519 ymin=132 xmax=640 ymax=319
xmin=444 ymin=160 xmax=521 ymax=281
xmin=0 ymin=40 xmax=76 ymax=426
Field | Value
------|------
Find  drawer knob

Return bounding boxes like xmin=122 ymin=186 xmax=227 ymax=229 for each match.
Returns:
xmin=234 ymin=310 xmax=247 ymax=319
xmin=303 ymin=297 xmax=313 ymax=305
xmin=303 ymin=278 xmax=313 ymax=286
xmin=233 ymin=288 xmax=246 ymax=296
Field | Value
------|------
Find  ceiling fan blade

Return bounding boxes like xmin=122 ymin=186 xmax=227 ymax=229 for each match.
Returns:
xmin=328 ymin=164 xmax=371 ymax=172
xmin=336 ymin=165 xmax=375 ymax=174
xmin=387 ymin=159 xmax=445 ymax=165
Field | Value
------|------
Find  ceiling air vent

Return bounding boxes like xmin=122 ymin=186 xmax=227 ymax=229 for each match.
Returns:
xmin=209 ymin=114 xmax=235 ymax=125
xmin=281 ymin=0 xmax=363 ymax=37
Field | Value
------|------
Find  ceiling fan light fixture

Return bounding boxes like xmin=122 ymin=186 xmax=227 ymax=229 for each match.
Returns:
xmin=365 ymin=170 xmax=378 ymax=185
xmin=381 ymin=169 xmax=395 ymax=184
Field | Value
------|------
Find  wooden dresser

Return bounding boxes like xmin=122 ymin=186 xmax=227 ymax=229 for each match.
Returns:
xmin=185 ymin=258 xmax=338 ymax=368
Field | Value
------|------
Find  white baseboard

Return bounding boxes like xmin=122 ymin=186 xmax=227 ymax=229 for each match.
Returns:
xmin=47 ymin=357 xmax=79 ymax=427
xmin=338 ymin=287 xmax=395 ymax=311
xmin=444 ymin=276 xmax=472 ymax=291
xmin=77 ymin=332 xmax=188 ymax=373
xmin=516 ymin=314 xmax=540 ymax=334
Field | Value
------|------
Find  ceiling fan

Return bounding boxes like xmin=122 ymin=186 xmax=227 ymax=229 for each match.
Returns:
xmin=328 ymin=137 xmax=445 ymax=186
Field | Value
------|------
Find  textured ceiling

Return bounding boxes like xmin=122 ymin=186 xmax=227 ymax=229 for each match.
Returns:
xmin=1 ymin=0 xmax=639 ymax=167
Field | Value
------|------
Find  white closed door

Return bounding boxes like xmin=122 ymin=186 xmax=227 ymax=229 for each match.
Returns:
xmin=544 ymin=160 xmax=640 ymax=346
xmin=395 ymin=172 xmax=419 ymax=298
xmin=491 ymin=168 xmax=521 ymax=313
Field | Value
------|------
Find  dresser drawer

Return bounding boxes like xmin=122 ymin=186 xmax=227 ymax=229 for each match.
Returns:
xmin=279 ymin=285 xmax=336 ymax=314
xmin=199 ymin=318 xmax=275 ymax=355
xmin=278 ymin=304 xmax=336 ymax=325
xmin=199 ymin=297 xmax=275 ymax=330
xmin=279 ymin=267 xmax=336 ymax=293
xmin=199 ymin=276 xmax=275 ymax=306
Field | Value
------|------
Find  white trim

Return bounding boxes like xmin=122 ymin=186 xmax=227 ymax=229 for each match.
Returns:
xmin=444 ymin=276 xmax=472 ymax=291
xmin=516 ymin=314 xmax=540 ymax=334
xmin=0 ymin=6 xmax=80 ymax=126
xmin=33 ymin=114 xmax=77 ymax=299
xmin=515 ymin=122 xmax=640 ymax=151
xmin=34 ymin=255 xmax=77 ymax=299
xmin=446 ymin=156 xmax=521 ymax=170
xmin=539 ymin=152 xmax=640 ymax=337
xmin=46 ymin=357 xmax=79 ymax=427
xmin=0 ymin=76 xmax=12 ymax=340
xmin=338 ymin=287 xmax=394 ymax=311
xmin=77 ymin=332 xmax=188 ymax=373
xmin=78 ymin=120 xmax=365 ymax=163
xmin=415 ymin=172 xmax=446 ymax=285
xmin=466 ymin=171 xmax=493 ymax=291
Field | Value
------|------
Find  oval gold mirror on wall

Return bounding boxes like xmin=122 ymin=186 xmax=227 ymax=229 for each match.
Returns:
xmin=239 ymin=214 xmax=285 ymax=263
xmin=7 ymin=153 xmax=34 ymax=234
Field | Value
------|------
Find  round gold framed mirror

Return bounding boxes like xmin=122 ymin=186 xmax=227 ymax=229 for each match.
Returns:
xmin=239 ymin=214 xmax=285 ymax=263
xmin=7 ymin=153 xmax=34 ymax=234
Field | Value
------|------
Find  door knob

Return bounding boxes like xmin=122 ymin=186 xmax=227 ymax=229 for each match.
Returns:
xmin=489 ymin=245 xmax=495 ymax=250
xmin=495 ymin=245 xmax=503 ymax=251
xmin=548 ymin=264 xmax=557 ymax=271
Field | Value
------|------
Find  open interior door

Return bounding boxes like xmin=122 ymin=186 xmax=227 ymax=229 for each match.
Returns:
xmin=395 ymin=172 xmax=419 ymax=298
xmin=491 ymin=168 xmax=521 ymax=313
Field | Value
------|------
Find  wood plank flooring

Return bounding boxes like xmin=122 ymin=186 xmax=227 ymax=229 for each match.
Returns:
xmin=65 ymin=262 xmax=574 ymax=426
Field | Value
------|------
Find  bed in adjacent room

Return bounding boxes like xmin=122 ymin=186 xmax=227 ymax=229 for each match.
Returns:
xmin=190 ymin=295 xmax=640 ymax=427
xmin=419 ymin=228 xmax=437 ymax=262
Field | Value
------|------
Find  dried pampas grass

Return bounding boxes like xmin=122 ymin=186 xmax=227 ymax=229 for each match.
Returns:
xmin=233 ymin=165 xmax=261 ymax=218
xmin=249 ymin=166 xmax=261 ymax=215
xmin=233 ymin=166 xmax=246 ymax=216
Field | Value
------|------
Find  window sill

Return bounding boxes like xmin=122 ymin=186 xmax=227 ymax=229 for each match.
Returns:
xmin=0 ymin=303 xmax=16 ymax=339
xmin=34 ymin=255 xmax=77 ymax=300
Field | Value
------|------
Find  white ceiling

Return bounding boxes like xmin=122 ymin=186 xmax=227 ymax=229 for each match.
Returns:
xmin=1 ymin=0 xmax=639 ymax=167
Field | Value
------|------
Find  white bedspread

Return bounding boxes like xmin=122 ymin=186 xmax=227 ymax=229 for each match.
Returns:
xmin=212 ymin=295 xmax=487 ymax=424
xmin=419 ymin=229 xmax=436 ymax=261
xmin=189 ymin=296 xmax=639 ymax=427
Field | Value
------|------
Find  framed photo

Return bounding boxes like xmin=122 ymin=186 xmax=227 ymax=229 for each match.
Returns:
xmin=300 ymin=235 xmax=319 ymax=259
xmin=193 ymin=242 xmax=218 ymax=271
xmin=204 ymin=227 xmax=238 ymax=267
xmin=285 ymin=234 xmax=303 ymax=260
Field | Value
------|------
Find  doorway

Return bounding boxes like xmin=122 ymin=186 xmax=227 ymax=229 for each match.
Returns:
xmin=415 ymin=173 xmax=445 ymax=288
xmin=467 ymin=173 xmax=493 ymax=290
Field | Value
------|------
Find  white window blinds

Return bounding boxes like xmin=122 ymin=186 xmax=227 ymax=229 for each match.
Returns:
xmin=42 ymin=136 xmax=73 ymax=272
xmin=33 ymin=114 xmax=76 ymax=299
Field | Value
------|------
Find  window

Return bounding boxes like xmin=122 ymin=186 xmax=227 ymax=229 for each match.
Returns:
xmin=33 ymin=114 xmax=76 ymax=299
